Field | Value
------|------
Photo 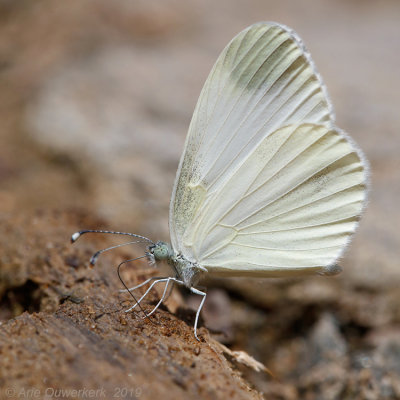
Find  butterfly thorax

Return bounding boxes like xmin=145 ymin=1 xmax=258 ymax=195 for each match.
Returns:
xmin=148 ymin=241 xmax=207 ymax=288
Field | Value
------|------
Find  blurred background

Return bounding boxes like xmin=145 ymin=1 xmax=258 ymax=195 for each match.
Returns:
xmin=1 ymin=0 xmax=399 ymax=397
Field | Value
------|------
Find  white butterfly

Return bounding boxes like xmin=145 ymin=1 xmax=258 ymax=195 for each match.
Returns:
xmin=72 ymin=22 xmax=369 ymax=340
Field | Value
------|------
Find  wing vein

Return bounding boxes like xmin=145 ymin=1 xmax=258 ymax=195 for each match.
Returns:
xmin=233 ymin=149 xmax=356 ymax=227
xmin=230 ymin=242 xmax=343 ymax=251
xmin=237 ymin=213 xmax=361 ymax=234
xmin=239 ymin=184 xmax=365 ymax=230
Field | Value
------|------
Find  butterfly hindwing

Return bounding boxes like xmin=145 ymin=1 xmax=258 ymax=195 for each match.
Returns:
xmin=189 ymin=124 xmax=367 ymax=276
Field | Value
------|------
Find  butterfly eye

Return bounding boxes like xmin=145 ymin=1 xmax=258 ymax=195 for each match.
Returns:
xmin=152 ymin=242 xmax=172 ymax=261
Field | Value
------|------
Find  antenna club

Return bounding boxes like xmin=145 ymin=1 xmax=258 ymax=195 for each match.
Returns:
xmin=71 ymin=232 xmax=81 ymax=243
xmin=90 ymin=256 xmax=97 ymax=266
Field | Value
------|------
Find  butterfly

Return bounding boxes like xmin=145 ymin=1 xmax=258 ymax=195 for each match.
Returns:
xmin=72 ymin=22 xmax=369 ymax=340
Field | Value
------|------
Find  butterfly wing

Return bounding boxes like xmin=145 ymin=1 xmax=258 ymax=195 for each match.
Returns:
xmin=169 ymin=22 xmax=368 ymax=276
xmin=186 ymin=123 xmax=367 ymax=276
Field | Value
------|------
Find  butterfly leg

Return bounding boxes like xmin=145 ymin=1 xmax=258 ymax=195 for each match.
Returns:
xmin=151 ymin=279 xmax=207 ymax=341
xmin=189 ymin=287 xmax=207 ymax=341
xmin=147 ymin=277 xmax=174 ymax=316
xmin=119 ymin=276 xmax=165 ymax=293
xmin=125 ymin=277 xmax=170 ymax=312
xmin=163 ymin=280 xmax=175 ymax=302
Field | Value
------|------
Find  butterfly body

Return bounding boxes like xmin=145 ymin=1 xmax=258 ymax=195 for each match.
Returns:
xmin=148 ymin=241 xmax=206 ymax=288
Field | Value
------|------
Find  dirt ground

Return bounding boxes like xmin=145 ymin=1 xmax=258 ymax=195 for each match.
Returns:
xmin=1 ymin=1 xmax=399 ymax=399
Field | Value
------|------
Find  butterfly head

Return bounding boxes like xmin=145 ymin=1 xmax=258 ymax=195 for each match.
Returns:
xmin=148 ymin=241 xmax=174 ymax=262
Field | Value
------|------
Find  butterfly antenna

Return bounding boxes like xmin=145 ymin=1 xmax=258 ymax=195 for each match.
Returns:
xmin=117 ymin=256 xmax=155 ymax=324
xmin=89 ymin=240 xmax=150 ymax=266
xmin=71 ymin=229 xmax=154 ymax=245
